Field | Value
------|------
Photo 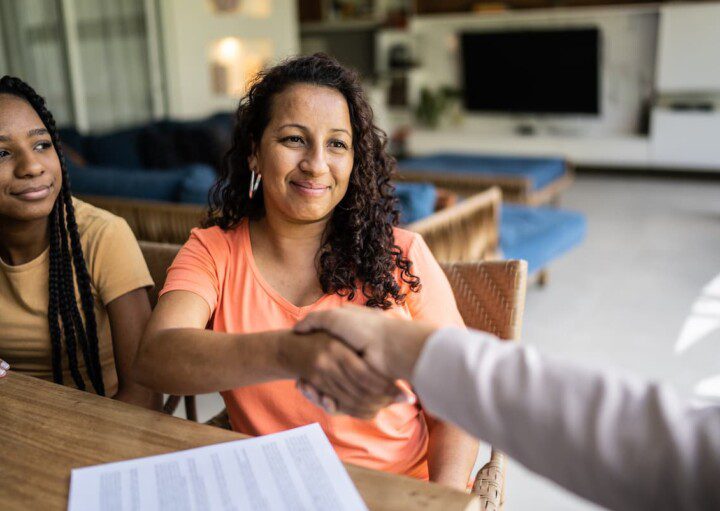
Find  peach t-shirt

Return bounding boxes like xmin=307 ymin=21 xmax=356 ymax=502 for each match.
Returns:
xmin=160 ymin=218 xmax=464 ymax=479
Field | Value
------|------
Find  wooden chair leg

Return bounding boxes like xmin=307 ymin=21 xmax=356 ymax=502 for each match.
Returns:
xmin=537 ymin=269 xmax=549 ymax=287
xmin=162 ymin=394 xmax=181 ymax=415
xmin=206 ymin=408 xmax=232 ymax=430
xmin=184 ymin=395 xmax=198 ymax=422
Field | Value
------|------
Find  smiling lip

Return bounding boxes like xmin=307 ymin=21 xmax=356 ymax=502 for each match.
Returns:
xmin=11 ymin=184 xmax=52 ymax=201
xmin=290 ymin=181 xmax=330 ymax=197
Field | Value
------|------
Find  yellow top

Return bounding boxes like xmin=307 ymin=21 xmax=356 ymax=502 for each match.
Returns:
xmin=0 ymin=198 xmax=153 ymax=395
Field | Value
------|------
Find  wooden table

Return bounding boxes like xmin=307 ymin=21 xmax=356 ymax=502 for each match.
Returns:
xmin=0 ymin=372 xmax=479 ymax=511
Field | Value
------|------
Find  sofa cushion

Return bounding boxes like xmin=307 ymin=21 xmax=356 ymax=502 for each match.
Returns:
xmin=66 ymin=161 xmax=216 ymax=203
xmin=500 ymin=205 xmax=586 ymax=274
xmin=398 ymin=153 xmax=567 ymax=191
xmin=394 ymin=182 xmax=437 ymax=224
xmin=178 ymin=164 xmax=218 ymax=204
xmin=83 ymin=128 xmax=144 ymax=168
xmin=137 ymin=126 xmax=185 ymax=169
xmin=58 ymin=127 xmax=85 ymax=157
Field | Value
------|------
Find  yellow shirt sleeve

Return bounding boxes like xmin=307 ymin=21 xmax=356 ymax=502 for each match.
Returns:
xmin=82 ymin=212 xmax=154 ymax=305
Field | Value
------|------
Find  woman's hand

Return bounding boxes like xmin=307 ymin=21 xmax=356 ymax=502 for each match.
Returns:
xmin=278 ymin=331 xmax=401 ymax=419
xmin=0 ymin=359 xmax=8 ymax=378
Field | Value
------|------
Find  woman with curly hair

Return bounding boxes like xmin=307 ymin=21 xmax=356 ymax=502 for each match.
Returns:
xmin=0 ymin=76 xmax=159 ymax=410
xmin=135 ymin=54 xmax=478 ymax=488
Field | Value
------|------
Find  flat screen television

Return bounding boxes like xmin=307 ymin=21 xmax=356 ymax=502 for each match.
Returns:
xmin=460 ymin=28 xmax=600 ymax=115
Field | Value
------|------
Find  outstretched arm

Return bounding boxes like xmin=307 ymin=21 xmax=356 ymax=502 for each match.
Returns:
xmin=134 ymin=291 xmax=396 ymax=417
xmin=296 ymin=307 xmax=720 ymax=511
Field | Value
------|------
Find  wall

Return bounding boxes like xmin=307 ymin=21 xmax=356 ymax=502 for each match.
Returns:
xmin=406 ymin=5 xmax=659 ymax=137
xmin=158 ymin=0 xmax=299 ymax=119
xmin=656 ymin=2 xmax=720 ymax=94
xmin=0 ymin=21 xmax=7 ymax=74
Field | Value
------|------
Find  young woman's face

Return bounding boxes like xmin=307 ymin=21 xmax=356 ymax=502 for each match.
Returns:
xmin=250 ymin=84 xmax=354 ymax=224
xmin=0 ymin=94 xmax=61 ymax=223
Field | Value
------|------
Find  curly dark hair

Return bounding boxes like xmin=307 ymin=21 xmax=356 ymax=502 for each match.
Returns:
xmin=206 ymin=53 xmax=420 ymax=308
xmin=0 ymin=76 xmax=104 ymax=395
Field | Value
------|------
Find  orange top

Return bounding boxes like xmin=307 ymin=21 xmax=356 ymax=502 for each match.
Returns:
xmin=160 ymin=219 xmax=464 ymax=479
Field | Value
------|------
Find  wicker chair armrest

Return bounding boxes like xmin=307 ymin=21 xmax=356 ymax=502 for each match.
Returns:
xmin=472 ymin=449 xmax=506 ymax=511
xmin=409 ymin=187 xmax=501 ymax=263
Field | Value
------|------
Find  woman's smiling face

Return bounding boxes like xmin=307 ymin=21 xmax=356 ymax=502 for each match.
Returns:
xmin=0 ymin=93 xmax=61 ymax=223
xmin=250 ymin=83 xmax=354 ymax=224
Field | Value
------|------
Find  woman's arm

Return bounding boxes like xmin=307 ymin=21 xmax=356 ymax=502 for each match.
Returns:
xmin=426 ymin=415 xmax=479 ymax=491
xmin=133 ymin=290 xmax=394 ymax=408
xmin=106 ymin=288 xmax=162 ymax=410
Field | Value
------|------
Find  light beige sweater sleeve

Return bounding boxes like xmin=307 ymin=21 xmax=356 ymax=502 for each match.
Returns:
xmin=412 ymin=327 xmax=720 ymax=511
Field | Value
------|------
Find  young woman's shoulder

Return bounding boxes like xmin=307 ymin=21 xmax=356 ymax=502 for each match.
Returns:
xmin=72 ymin=197 xmax=124 ymax=233
xmin=70 ymin=197 xmax=153 ymax=301
xmin=185 ymin=220 xmax=245 ymax=256
xmin=392 ymin=226 xmax=423 ymax=255
xmin=71 ymin=197 xmax=135 ymax=251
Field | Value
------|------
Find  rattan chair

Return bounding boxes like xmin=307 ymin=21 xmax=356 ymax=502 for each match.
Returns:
xmin=89 ymin=186 xmax=501 ymax=264
xmin=399 ymin=162 xmax=574 ymax=206
xmin=408 ymin=186 xmax=501 ymax=263
xmin=81 ymin=195 xmax=206 ymax=245
xmin=140 ymin=241 xmax=526 ymax=511
xmin=441 ymin=260 xmax=527 ymax=511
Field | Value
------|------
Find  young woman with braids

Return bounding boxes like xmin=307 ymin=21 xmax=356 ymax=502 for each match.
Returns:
xmin=0 ymin=76 xmax=160 ymax=410
xmin=135 ymin=54 xmax=478 ymax=488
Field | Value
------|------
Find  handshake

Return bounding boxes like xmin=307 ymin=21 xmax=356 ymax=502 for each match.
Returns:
xmin=287 ymin=306 xmax=436 ymax=420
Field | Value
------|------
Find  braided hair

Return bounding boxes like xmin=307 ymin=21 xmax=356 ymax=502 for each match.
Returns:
xmin=0 ymin=76 xmax=105 ymax=395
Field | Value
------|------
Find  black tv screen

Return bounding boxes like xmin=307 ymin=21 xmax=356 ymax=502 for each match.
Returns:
xmin=460 ymin=28 xmax=600 ymax=115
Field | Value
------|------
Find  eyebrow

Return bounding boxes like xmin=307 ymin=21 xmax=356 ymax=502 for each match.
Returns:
xmin=277 ymin=123 xmax=351 ymax=136
xmin=0 ymin=128 xmax=49 ymax=142
xmin=28 ymin=128 xmax=48 ymax=137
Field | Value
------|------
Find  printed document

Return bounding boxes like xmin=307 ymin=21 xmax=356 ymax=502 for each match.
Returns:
xmin=68 ymin=423 xmax=368 ymax=511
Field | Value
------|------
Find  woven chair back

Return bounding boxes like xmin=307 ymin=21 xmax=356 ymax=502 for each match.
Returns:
xmin=409 ymin=187 xmax=501 ymax=263
xmin=82 ymin=195 xmax=204 ymax=245
xmin=139 ymin=241 xmax=182 ymax=307
xmin=439 ymin=260 xmax=527 ymax=341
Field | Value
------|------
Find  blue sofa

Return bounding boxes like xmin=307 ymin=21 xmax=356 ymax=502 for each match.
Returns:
xmin=400 ymin=153 xmax=567 ymax=191
xmin=60 ymin=114 xmax=234 ymax=205
xmin=397 ymin=152 xmax=573 ymax=206
xmin=59 ymin=112 xmax=234 ymax=173
xmin=67 ymin=161 xmax=217 ymax=205
xmin=500 ymin=204 xmax=587 ymax=275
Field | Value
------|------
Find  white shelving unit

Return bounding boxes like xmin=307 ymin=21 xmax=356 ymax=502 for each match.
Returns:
xmin=388 ymin=2 xmax=720 ymax=172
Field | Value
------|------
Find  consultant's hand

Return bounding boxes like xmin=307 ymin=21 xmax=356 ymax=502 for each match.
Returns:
xmin=294 ymin=306 xmax=436 ymax=382
xmin=278 ymin=330 xmax=400 ymax=419
xmin=0 ymin=358 xmax=9 ymax=378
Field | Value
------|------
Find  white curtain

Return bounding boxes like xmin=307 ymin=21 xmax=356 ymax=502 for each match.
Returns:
xmin=0 ymin=0 xmax=158 ymax=131
xmin=74 ymin=0 xmax=154 ymax=131
xmin=0 ymin=0 xmax=75 ymax=125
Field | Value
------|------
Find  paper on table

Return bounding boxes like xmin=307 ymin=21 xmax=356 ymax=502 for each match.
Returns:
xmin=68 ymin=423 xmax=368 ymax=511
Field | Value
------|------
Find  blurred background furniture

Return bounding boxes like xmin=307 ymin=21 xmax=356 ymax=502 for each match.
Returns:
xmin=408 ymin=187 xmax=501 ymax=262
xmin=397 ymin=153 xmax=574 ymax=206
xmin=500 ymin=204 xmax=587 ymax=283
xmin=88 ymin=184 xmax=502 ymax=266
xmin=92 ymin=181 xmax=584 ymax=285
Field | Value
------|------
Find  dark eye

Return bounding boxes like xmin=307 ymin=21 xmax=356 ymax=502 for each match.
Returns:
xmin=34 ymin=141 xmax=53 ymax=152
xmin=281 ymin=135 xmax=304 ymax=145
xmin=0 ymin=149 xmax=9 ymax=159
xmin=329 ymin=140 xmax=348 ymax=150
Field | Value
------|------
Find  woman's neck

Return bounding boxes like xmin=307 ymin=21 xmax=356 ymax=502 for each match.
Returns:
xmin=250 ymin=211 xmax=329 ymax=264
xmin=0 ymin=216 xmax=50 ymax=266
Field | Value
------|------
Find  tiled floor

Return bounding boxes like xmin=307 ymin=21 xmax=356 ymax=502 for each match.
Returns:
xmin=509 ymin=173 xmax=720 ymax=510
xmin=181 ymin=173 xmax=720 ymax=510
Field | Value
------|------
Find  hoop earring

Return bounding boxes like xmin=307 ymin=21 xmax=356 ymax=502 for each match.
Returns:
xmin=249 ymin=170 xmax=262 ymax=199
